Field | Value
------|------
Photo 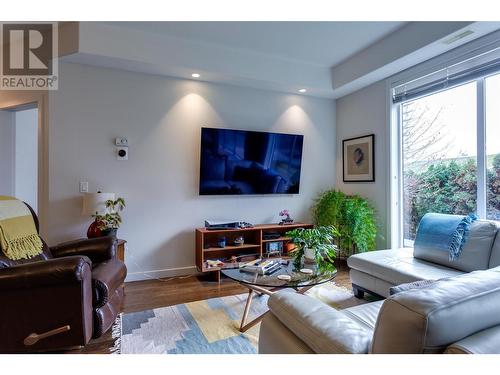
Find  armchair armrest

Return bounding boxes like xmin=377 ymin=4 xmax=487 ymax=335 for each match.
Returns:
xmin=0 ymin=256 xmax=92 ymax=290
xmin=267 ymin=291 xmax=372 ymax=354
xmin=92 ymin=258 xmax=127 ymax=307
xmin=51 ymin=236 xmax=116 ymax=264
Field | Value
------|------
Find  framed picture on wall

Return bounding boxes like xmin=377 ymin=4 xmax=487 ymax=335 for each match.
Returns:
xmin=342 ymin=134 xmax=375 ymax=182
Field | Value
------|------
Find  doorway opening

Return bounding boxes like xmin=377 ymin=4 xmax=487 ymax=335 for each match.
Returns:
xmin=0 ymin=104 xmax=39 ymax=212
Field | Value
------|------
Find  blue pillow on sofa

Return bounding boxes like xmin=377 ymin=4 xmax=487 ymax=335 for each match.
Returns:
xmin=413 ymin=213 xmax=498 ymax=272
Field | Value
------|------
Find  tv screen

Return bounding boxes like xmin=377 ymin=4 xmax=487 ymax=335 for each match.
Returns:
xmin=199 ymin=127 xmax=304 ymax=195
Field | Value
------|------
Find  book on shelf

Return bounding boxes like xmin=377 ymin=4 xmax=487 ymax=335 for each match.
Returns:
xmin=239 ymin=258 xmax=281 ymax=275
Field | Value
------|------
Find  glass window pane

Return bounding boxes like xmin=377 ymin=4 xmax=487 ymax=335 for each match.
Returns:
xmin=486 ymin=73 xmax=500 ymax=220
xmin=401 ymin=82 xmax=477 ymax=246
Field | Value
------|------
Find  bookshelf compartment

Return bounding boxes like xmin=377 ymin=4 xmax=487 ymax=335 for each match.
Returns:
xmin=203 ymin=244 xmax=261 ymax=252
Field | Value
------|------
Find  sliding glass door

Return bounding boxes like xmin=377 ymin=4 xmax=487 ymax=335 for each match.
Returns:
xmin=399 ymin=72 xmax=500 ymax=247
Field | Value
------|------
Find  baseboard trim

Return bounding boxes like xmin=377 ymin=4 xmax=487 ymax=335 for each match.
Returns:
xmin=125 ymin=265 xmax=199 ymax=282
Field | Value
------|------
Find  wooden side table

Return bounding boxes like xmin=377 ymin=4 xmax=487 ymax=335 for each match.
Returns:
xmin=117 ymin=239 xmax=126 ymax=262
xmin=116 ymin=239 xmax=127 ymax=292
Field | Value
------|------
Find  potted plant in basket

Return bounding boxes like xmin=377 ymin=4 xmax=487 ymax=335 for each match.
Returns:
xmin=92 ymin=197 xmax=126 ymax=237
xmin=285 ymin=226 xmax=339 ymax=271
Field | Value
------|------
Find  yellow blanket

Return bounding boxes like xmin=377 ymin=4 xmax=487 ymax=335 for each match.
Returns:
xmin=0 ymin=196 xmax=43 ymax=260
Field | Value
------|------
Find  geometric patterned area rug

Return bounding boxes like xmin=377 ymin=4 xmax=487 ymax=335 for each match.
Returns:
xmin=120 ymin=282 xmax=367 ymax=354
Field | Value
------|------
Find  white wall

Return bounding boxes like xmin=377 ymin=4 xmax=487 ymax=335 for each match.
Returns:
xmin=0 ymin=110 xmax=14 ymax=196
xmin=15 ymin=108 xmax=38 ymax=211
xmin=335 ymin=80 xmax=388 ymax=249
xmin=48 ymin=63 xmax=336 ymax=281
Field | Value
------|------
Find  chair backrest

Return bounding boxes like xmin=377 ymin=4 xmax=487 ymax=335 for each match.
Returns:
xmin=371 ymin=267 xmax=500 ymax=353
xmin=413 ymin=213 xmax=499 ymax=272
xmin=0 ymin=202 xmax=52 ymax=268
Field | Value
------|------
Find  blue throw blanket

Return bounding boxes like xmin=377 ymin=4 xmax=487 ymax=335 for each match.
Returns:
xmin=414 ymin=213 xmax=477 ymax=261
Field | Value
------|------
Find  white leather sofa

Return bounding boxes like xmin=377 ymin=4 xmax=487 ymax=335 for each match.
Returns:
xmin=259 ymin=267 xmax=500 ymax=354
xmin=348 ymin=218 xmax=500 ymax=298
xmin=258 ymin=217 xmax=500 ymax=354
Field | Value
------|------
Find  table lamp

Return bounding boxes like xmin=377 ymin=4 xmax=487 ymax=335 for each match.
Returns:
xmin=82 ymin=192 xmax=115 ymax=238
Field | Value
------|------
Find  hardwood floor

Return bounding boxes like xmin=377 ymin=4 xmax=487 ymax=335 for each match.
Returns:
xmin=68 ymin=260 xmax=353 ymax=354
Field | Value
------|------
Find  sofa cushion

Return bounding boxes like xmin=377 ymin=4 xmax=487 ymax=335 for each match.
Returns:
xmin=371 ymin=267 xmax=500 ymax=353
xmin=340 ymin=300 xmax=383 ymax=330
xmin=268 ymin=290 xmax=373 ymax=354
xmin=347 ymin=248 xmax=463 ymax=286
xmin=414 ymin=219 xmax=498 ymax=272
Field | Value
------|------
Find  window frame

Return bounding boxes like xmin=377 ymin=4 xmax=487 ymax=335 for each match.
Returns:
xmin=390 ymin=71 xmax=500 ymax=247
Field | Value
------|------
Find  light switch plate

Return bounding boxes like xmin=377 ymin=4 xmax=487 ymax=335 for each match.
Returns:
xmin=80 ymin=181 xmax=88 ymax=193
xmin=115 ymin=137 xmax=128 ymax=146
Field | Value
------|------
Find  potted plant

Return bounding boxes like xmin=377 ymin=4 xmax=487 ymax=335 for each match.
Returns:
xmin=286 ymin=226 xmax=338 ymax=271
xmin=312 ymin=190 xmax=377 ymax=258
xmin=92 ymin=197 xmax=126 ymax=237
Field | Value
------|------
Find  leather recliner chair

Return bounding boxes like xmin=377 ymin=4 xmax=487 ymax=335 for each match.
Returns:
xmin=0 ymin=204 xmax=127 ymax=353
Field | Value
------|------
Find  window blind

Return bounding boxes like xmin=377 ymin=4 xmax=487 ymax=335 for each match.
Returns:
xmin=392 ymin=46 xmax=500 ymax=103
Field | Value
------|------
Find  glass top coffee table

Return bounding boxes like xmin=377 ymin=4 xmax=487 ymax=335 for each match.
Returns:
xmin=221 ymin=257 xmax=337 ymax=332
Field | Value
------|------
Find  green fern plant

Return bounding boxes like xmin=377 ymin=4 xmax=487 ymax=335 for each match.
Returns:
xmin=312 ymin=190 xmax=377 ymax=257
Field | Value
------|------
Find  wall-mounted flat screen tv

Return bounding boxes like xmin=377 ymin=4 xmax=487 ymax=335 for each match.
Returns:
xmin=199 ymin=127 xmax=304 ymax=195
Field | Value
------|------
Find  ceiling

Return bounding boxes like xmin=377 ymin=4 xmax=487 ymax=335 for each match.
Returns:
xmin=62 ymin=21 xmax=500 ymax=98
xmin=107 ymin=21 xmax=406 ymax=67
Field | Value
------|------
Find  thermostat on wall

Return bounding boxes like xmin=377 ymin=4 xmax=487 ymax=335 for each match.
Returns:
xmin=115 ymin=137 xmax=129 ymax=160
xmin=116 ymin=146 xmax=128 ymax=160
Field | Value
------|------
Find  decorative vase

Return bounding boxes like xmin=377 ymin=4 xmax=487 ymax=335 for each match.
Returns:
xmin=303 ymin=247 xmax=316 ymax=263
xmin=285 ymin=242 xmax=296 ymax=253
xmin=87 ymin=219 xmax=103 ymax=238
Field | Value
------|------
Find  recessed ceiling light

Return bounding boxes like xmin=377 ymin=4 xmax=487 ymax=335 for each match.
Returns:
xmin=299 ymin=88 xmax=307 ymax=93
xmin=191 ymin=73 xmax=201 ymax=78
